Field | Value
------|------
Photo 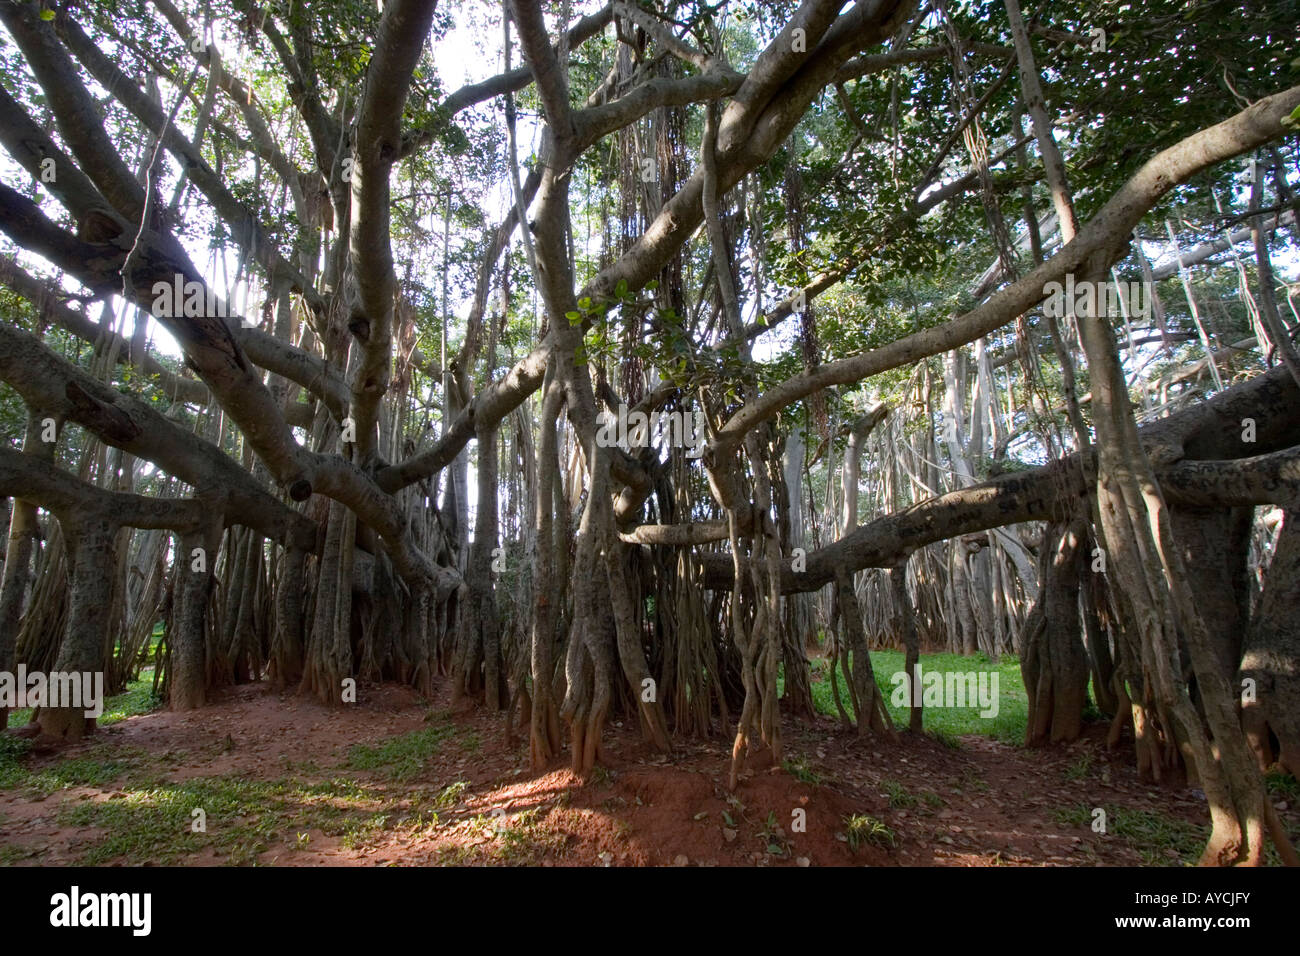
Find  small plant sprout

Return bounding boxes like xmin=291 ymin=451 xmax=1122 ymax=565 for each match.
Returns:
xmin=844 ymin=815 xmax=895 ymax=852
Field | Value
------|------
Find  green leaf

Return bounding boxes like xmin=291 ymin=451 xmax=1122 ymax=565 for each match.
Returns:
xmin=39 ymin=8 xmax=56 ymax=20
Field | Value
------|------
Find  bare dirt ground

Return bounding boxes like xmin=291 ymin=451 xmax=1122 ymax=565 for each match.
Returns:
xmin=1 ymin=679 xmax=1285 ymax=866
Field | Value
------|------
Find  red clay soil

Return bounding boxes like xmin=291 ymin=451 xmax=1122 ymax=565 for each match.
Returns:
xmin=1 ymin=679 xmax=1291 ymax=866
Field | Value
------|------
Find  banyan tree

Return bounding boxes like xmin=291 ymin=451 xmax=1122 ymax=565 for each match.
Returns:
xmin=0 ymin=0 xmax=1298 ymax=866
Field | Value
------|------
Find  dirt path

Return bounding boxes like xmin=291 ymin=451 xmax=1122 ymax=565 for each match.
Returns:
xmin=0 ymin=680 xmax=1271 ymax=866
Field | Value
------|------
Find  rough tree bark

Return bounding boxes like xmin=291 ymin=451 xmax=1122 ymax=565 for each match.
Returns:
xmin=1021 ymin=518 xmax=1089 ymax=746
xmin=1241 ymin=509 xmax=1300 ymax=777
xmin=37 ymin=513 xmax=118 ymax=740
xmin=0 ymin=411 xmax=54 ymax=730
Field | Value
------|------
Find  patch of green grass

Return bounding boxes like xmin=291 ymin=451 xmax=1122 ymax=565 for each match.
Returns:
xmin=1081 ymin=699 xmax=1106 ymax=723
xmin=433 ymin=780 xmax=469 ymax=809
xmin=0 ymin=735 xmax=32 ymax=788
xmin=402 ymin=809 xmax=441 ymax=836
xmin=0 ymin=842 xmax=42 ymax=868
xmin=11 ymin=757 xmax=133 ymax=797
xmin=844 ymin=813 xmax=896 ymax=852
xmin=99 ymin=671 xmax=164 ymax=726
xmin=808 ymin=651 xmax=1028 ymax=745
xmin=929 ymin=728 xmax=964 ymax=750
xmin=0 ymin=843 xmax=36 ymax=865
xmin=7 ymin=668 xmax=162 ymax=729
xmin=436 ymin=843 xmax=478 ymax=865
xmin=57 ymin=775 xmax=389 ymax=865
xmin=498 ymin=808 xmax=563 ymax=862
xmin=882 ymin=779 xmax=917 ymax=809
xmin=1266 ymin=770 xmax=1298 ymax=803
xmin=782 ymin=755 xmax=822 ymax=785
xmin=0 ymin=737 xmax=148 ymax=796
xmin=1054 ymin=804 xmax=1207 ymax=865
xmin=346 ymin=724 xmax=455 ymax=782
xmin=340 ymin=813 xmax=391 ymax=850
xmin=1065 ymin=753 xmax=1094 ymax=781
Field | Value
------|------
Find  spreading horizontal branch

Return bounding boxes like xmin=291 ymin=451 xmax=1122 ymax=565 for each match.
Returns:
xmin=697 ymin=366 xmax=1300 ymax=591
xmin=0 ymin=445 xmax=211 ymax=532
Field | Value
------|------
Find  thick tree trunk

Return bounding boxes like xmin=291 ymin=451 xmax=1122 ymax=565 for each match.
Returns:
xmin=1021 ymin=519 xmax=1089 ymax=746
xmin=606 ymin=539 xmax=671 ymax=752
xmin=1081 ymin=274 xmax=1280 ymax=866
xmin=271 ymin=546 xmax=307 ymax=688
xmin=1172 ymin=507 xmax=1253 ymax=694
xmin=170 ymin=523 xmax=220 ymax=710
xmin=302 ymin=500 xmax=354 ymax=704
xmin=36 ymin=514 xmax=117 ymax=740
xmin=565 ymin=459 xmax=619 ymax=774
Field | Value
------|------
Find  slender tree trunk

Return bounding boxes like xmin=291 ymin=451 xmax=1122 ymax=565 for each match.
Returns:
xmin=529 ymin=372 xmax=564 ymax=768
xmin=171 ymin=522 xmax=220 ymax=710
xmin=472 ymin=423 xmax=503 ymax=709
xmin=0 ymin=411 xmax=52 ymax=730
xmin=1241 ymin=509 xmax=1300 ymax=776
xmin=836 ymin=566 xmax=892 ymax=737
